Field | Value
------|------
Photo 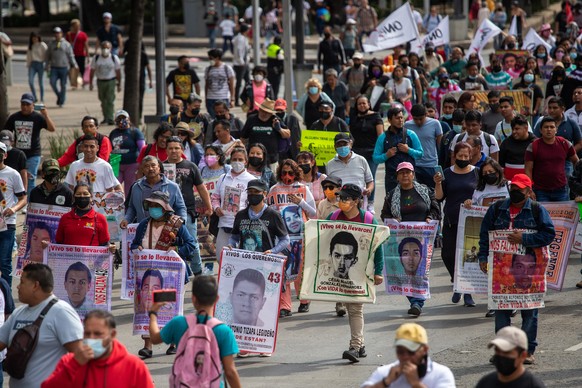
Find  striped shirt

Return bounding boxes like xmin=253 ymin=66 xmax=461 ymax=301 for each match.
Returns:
xmin=485 ymin=71 xmax=512 ymax=90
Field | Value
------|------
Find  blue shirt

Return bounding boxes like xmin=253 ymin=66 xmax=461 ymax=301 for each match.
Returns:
xmin=533 ymin=115 xmax=582 ymax=145
xmin=404 ymin=118 xmax=442 ymax=167
xmin=372 ymin=128 xmax=424 ymax=169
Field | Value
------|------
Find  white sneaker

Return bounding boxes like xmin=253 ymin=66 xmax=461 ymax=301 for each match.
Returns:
xmin=366 ymin=203 xmax=375 ymax=214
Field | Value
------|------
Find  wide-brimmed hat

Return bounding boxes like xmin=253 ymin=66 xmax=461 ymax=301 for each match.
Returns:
xmin=255 ymin=98 xmax=276 ymax=114
xmin=175 ymin=121 xmax=202 ymax=139
xmin=143 ymin=191 xmax=174 ymax=212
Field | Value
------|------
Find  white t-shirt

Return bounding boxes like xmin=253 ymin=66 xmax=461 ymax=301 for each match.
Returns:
xmin=472 ymin=183 xmax=510 ymax=206
xmin=65 ymin=157 xmax=120 ymax=194
xmin=387 ymin=77 xmax=412 ymax=101
xmin=219 ymin=19 xmax=236 ymax=37
xmin=0 ymin=165 xmax=25 ymax=225
xmin=244 ymin=5 xmax=262 ymax=19
xmin=90 ymin=53 xmax=121 ymax=80
xmin=205 ymin=64 xmax=236 ymax=100
xmin=450 ymin=131 xmax=500 ymax=157
xmin=213 ymin=170 xmax=255 ymax=228
xmin=0 ymin=297 xmax=83 ymax=388
xmin=361 ymin=358 xmax=456 ymax=388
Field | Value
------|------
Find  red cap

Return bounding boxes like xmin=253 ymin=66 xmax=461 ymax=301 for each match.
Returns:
xmin=511 ymin=174 xmax=532 ymax=189
xmin=274 ymin=98 xmax=287 ymax=110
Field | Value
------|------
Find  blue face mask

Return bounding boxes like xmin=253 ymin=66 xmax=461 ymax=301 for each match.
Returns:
xmin=571 ymin=52 xmax=578 ymax=59
xmin=442 ymin=113 xmax=453 ymax=120
xmin=336 ymin=146 xmax=351 ymax=158
xmin=83 ymin=338 xmax=107 ymax=359
xmin=308 ymin=86 xmax=319 ymax=95
xmin=453 ymin=124 xmax=463 ymax=133
xmin=149 ymin=207 xmax=165 ymax=220
xmin=524 ymin=74 xmax=535 ymax=83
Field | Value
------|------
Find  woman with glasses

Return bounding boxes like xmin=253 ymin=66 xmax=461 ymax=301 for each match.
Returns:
xmin=267 ymin=159 xmax=316 ymax=316
xmin=136 ymin=122 xmax=176 ymax=170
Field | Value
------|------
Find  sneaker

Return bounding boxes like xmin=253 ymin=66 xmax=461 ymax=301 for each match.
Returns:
xmin=358 ymin=346 xmax=367 ymax=358
xmin=138 ymin=348 xmax=152 ymax=359
xmin=166 ymin=345 xmax=177 ymax=355
xmin=407 ymin=305 xmax=422 ymax=316
xmin=336 ymin=302 xmax=347 ymax=317
xmin=510 ymin=309 xmax=518 ymax=317
xmin=485 ymin=310 xmax=496 ymax=317
xmin=237 ymin=351 xmax=250 ymax=358
xmin=576 ymin=280 xmax=582 ymax=288
xmin=342 ymin=347 xmax=360 ymax=363
xmin=366 ymin=203 xmax=375 ymax=214
xmin=524 ymin=353 xmax=535 ymax=365
xmin=452 ymin=292 xmax=462 ymax=304
xmin=298 ymin=303 xmax=310 ymax=313
xmin=279 ymin=309 xmax=292 ymax=318
xmin=463 ymin=294 xmax=476 ymax=307
xmin=259 ymin=353 xmax=272 ymax=357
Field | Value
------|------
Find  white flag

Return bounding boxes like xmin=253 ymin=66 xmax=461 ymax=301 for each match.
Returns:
xmin=466 ymin=18 xmax=503 ymax=59
xmin=363 ymin=2 xmax=420 ymax=52
xmin=509 ymin=15 xmax=518 ymax=37
xmin=521 ymin=28 xmax=552 ymax=52
xmin=410 ymin=16 xmax=450 ymax=55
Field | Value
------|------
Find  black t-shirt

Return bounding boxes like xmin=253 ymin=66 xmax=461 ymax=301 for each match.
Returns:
xmin=350 ymin=111 xmax=383 ymax=157
xmin=5 ymin=148 xmax=26 ymax=172
xmin=96 ymin=24 xmax=122 ymax=48
xmin=240 ymin=114 xmax=283 ymax=164
xmin=173 ymin=159 xmax=203 ymax=212
xmin=499 ymin=134 xmax=536 ymax=167
xmin=165 ymin=68 xmax=201 ymax=102
xmin=304 ymin=96 xmax=324 ymax=129
xmin=29 ymin=183 xmax=74 ymax=207
xmin=476 ymin=370 xmax=546 ymax=388
xmin=231 ymin=206 xmax=288 ymax=252
xmin=310 ymin=117 xmax=350 ymax=132
xmin=5 ymin=111 xmax=48 ymax=158
xmin=400 ymin=188 xmax=429 ymax=221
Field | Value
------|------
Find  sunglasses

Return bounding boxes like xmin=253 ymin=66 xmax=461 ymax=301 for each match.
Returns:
xmin=281 ymin=171 xmax=294 ymax=176
xmin=323 ymin=185 xmax=337 ymax=191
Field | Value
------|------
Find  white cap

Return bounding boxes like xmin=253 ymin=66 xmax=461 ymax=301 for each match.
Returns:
xmin=103 ymin=12 xmax=112 ymax=20
xmin=115 ymin=110 xmax=129 ymax=120
xmin=53 ymin=26 xmax=62 ymax=33
xmin=0 ymin=142 xmax=7 ymax=153
xmin=352 ymin=51 xmax=364 ymax=60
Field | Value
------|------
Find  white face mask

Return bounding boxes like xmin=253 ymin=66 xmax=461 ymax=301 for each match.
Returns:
xmin=231 ymin=161 xmax=245 ymax=173
xmin=101 ymin=48 xmax=111 ymax=57
xmin=254 ymin=74 xmax=264 ymax=82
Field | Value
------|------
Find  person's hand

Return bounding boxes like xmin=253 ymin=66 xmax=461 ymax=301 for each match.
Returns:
xmin=2 ymin=207 xmax=14 ymax=217
xmin=401 ymin=361 xmax=421 ymax=385
xmin=41 ymin=240 xmax=50 ymax=249
xmin=230 ymin=100 xmax=235 ymax=108
xmin=480 ymin=261 xmax=488 ymax=274
xmin=226 ymin=245 xmax=233 ymax=250
xmin=74 ymin=342 xmax=94 ymax=366
xmin=138 ymin=245 xmax=144 ymax=251
xmin=362 ymin=188 xmax=371 ymax=196
xmin=215 ymin=207 xmax=225 ymax=217
xmin=280 ymin=128 xmax=291 ymax=139
xmin=397 ymin=143 xmax=410 ymax=153
xmin=288 ymin=194 xmax=301 ymax=205
xmin=392 ymin=217 xmax=401 ymax=223
xmin=39 ymin=107 xmax=49 ymax=117
xmin=203 ymin=208 xmax=213 ymax=216
xmin=507 ymin=231 xmax=523 ymax=245
xmin=150 ymin=301 xmax=166 ymax=314
xmin=384 ymin=365 xmax=402 ymax=386
xmin=297 ymin=141 xmax=303 ymax=148
xmin=576 ymin=196 xmax=582 ymax=203
xmin=374 ymin=275 xmax=383 ymax=285
xmin=108 ymin=244 xmax=117 ymax=254
xmin=89 ymin=83 xmax=94 ymax=91
xmin=434 ymin=172 xmax=443 ymax=185
xmin=425 ymin=217 xmax=432 ymax=223
xmin=463 ymin=199 xmax=473 ymax=209
xmin=120 ymin=220 xmax=128 ymax=229
xmin=149 ymin=81 xmax=153 ymax=89
xmin=263 ymin=250 xmax=272 ymax=254
xmin=386 ymin=147 xmax=397 ymax=158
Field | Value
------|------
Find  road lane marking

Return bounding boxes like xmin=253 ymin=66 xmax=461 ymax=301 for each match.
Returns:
xmin=564 ymin=342 xmax=582 ymax=352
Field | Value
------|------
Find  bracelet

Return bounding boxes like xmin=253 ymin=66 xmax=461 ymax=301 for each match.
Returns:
xmin=148 ymin=311 xmax=158 ymax=317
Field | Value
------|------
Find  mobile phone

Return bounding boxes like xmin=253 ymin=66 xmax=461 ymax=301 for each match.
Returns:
xmin=153 ymin=289 xmax=177 ymax=303
xmin=34 ymin=103 xmax=45 ymax=111
xmin=435 ymin=165 xmax=444 ymax=180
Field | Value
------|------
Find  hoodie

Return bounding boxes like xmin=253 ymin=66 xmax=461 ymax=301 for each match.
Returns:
xmin=41 ymin=339 xmax=154 ymax=388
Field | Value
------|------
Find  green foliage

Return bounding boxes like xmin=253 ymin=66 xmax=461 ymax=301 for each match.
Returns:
xmin=47 ymin=128 xmax=81 ymax=165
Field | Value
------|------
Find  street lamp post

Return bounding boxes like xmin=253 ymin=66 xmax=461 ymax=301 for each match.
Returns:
xmin=154 ymin=0 xmax=166 ymax=116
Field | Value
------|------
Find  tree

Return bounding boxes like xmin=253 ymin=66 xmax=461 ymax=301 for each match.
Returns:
xmin=122 ymin=0 xmax=145 ymax=123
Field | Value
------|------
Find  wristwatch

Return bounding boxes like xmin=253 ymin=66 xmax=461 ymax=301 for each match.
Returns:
xmin=148 ymin=311 xmax=158 ymax=317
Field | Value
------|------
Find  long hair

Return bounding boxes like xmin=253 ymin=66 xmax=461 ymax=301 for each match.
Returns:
xmin=276 ymin=159 xmax=303 ymax=183
xmin=476 ymin=158 xmax=507 ymax=191
xmin=297 ymin=151 xmax=318 ymax=181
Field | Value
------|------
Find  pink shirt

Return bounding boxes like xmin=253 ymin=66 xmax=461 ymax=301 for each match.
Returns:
xmin=250 ymin=82 xmax=267 ymax=112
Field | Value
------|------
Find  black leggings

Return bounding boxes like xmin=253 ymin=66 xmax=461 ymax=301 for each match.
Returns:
xmin=441 ymin=222 xmax=458 ymax=282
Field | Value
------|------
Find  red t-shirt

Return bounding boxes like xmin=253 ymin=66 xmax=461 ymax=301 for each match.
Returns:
xmin=136 ymin=143 xmax=168 ymax=164
xmin=525 ymin=137 xmax=575 ymax=190
xmin=66 ymin=31 xmax=88 ymax=57
xmin=56 ymin=208 xmax=110 ymax=246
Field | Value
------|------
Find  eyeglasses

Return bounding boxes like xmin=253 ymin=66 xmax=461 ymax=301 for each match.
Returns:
xmin=323 ymin=185 xmax=337 ymax=191
xmin=338 ymin=196 xmax=354 ymax=203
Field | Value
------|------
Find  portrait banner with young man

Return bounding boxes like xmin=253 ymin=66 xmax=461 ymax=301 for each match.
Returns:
xmin=195 ymin=175 xmax=222 ymax=260
xmin=382 ymin=220 xmax=439 ymax=298
xmin=214 ymin=248 xmax=285 ymax=354
xmin=455 ymin=205 xmax=489 ymax=295
xmin=93 ymin=191 xmax=125 ymax=242
xmin=448 ymin=90 xmax=533 ymax=117
xmin=121 ymin=223 xmax=139 ymax=300
xmin=44 ymin=243 xmax=113 ymax=320
xmin=14 ymin=203 xmax=70 ymax=278
xmin=132 ymin=249 xmax=186 ymax=335
xmin=300 ymin=219 xmax=390 ymax=303
xmin=488 ymin=230 xmax=549 ymax=310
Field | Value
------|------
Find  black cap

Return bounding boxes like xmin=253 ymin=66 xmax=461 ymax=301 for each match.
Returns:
xmin=334 ymin=132 xmax=352 ymax=144
xmin=337 ymin=183 xmax=362 ymax=199
xmin=321 ymin=175 xmax=342 ymax=187
xmin=247 ymin=179 xmax=269 ymax=192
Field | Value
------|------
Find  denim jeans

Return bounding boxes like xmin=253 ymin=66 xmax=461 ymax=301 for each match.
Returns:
xmin=28 ymin=61 xmax=45 ymax=102
xmin=222 ymin=35 xmax=233 ymax=53
xmin=49 ymin=66 xmax=68 ymax=106
xmin=233 ymin=65 xmax=249 ymax=105
xmin=407 ymin=296 xmax=425 ymax=308
xmin=368 ymin=159 xmax=378 ymax=203
xmin=26 ymin=155 xmax=42 ymax=196
xmin=207 ymin=27 xmax=217 ymax=49
xmin=495 ymin=308 xmax=538 ymax=354
xmin=0 ymin=228 xmax=16 ymax=287
xmin=414 ymin=166 xmax=436 ymax=189
xmin=186 ymin=213 xmax=202 ymax=274
xmin=533 ymin=186 xmax=569 ymax=202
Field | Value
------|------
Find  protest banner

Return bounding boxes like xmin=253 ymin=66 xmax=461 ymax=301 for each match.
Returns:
xmin=409 ymin=16 xmax=450 ymax=55
xmin=44 ymin=243 xmax=113 ymax=320
xmin=539 ymin=202 xmax=578 ymax=291
xmin=121 ymin=223 xmax=139 ymax=300
xmin=162 ymin=163 xmax=176 ymax=182
xmin=132 ymin=249 xmax=187 ymax=335
xmin=573 ymin=203 xmax=582 ymax=254
xmin=383 ymin=220 xmax=439 ymax=298
xmin=454 ymin=205 xmax=488 ymax=295
xmin=488 ymin=230 xmax=549 ymax=310
xmin=466 ymin=19 xmax=503 ymax=60
xmin=521 ymin=28 xmax=552 ymax=52
xmin=93 ymin=191 xmax=125 ymax=242
xmin=448 ymin=90 xmax=532 ymax=117
xmin=362 ymin=2 xmax=419 ymax=53
xmin=214 ymin=248 xmax=285 ymax=354
xmin=195 ymin=175 xmax=223 ymax=261
xmin=300 ymin=219 xmax=390 ymax=303
xmin=223 ymin=186 xmax=243 ymax=215
xmin=14 ymin=203 xmax=70 ymax=277
xmin=300 ymin=130 xmax=337 ymax=166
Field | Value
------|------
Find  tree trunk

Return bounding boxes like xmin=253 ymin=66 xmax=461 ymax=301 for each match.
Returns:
xmin=80 ymin=0 xmax=104 ymax=33
xmin=123 ymin=0 xmax=145 ymax=123
xmin=0 ymin=50 xmax=7 ymax=130
xmin=32 ymin=0 xmax=50 ymax=22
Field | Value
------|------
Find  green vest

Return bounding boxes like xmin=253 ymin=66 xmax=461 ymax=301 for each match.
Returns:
xmin=266 ymin=44 xmax=283 ymax=59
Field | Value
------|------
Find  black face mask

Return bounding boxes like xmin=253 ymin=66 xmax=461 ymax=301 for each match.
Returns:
xmin=215 ymin=114 xmax=226 ymax=120
xmin=45 ymin=171 xmax=60 ymax=185
xmin=320 ymin=112 xmax=331 ymax=120
xmin=492 ymin=354 xmax=518 ymax=376
xmin=401 ymin=62 xmax=409 ymax=69
xmin=417 ymin=354 xmax=429 ymax=379
xmin=298 ymin=164 xmax=311 ymax=174
xmin=276 ymin=112 xmax=286 ymax=120
xmin=484 ymin=173 xmax=498 ymax=185
xmin=455 ymin=159 xmax=471 ymax=169
xmin=75 ymin=197 xmax=91 ymax=209
xmin=182 ymin=62 xmax=190 ymax=70
xmin=509 ymin=189 xmax=526 ymax=204
xmin=507 ymin=43 xmax=516 ymax=49
xmin=248 ymin=156 xmax=263 ymax=167
xmin=247 ymin=193 xmax=264 ymax=206
xmin=353 ymin=63 xmax=361 ymax=69
xmin=191 ymin=108 xmax=200 ymax=116
xmin=492 ymin=65 xmax=502 ymax=73
xmin=324 ymin=32 xmax=331 ymax=39
xmin=489 ymin=103 xmax=500 ymax=111
xmin=170 ymin=106 xmax=180 ymax=115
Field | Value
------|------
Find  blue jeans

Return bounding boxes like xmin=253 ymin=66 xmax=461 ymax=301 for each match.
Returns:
xmin=28 ymin=61 xmax=44 ymax=102
xmin=407 ymin=296 xmax=425 ymax=308
xmin=414 ymin=166 xmax=436 ymax=189
xmin=207 ymin=27 xmax=217 ymax=49
xmin=205 ymin=99 xmax=225 ymax=119
xmin=186 ymin=214 xmax=202 ymax=274
xmin=0 ymin=228 xmax=16 ymax=287
xmin=533 ymin=186 xmax=569 ymax=202
xmin=222 ymin=35 xmax=233 ymax=53
xmin=495 ymin=308 xmax=538 ymax=354
xmin=49 ymin=66 xmax=68 ymax=106
xmin=26 ymin=155 xmax=41 ymax=196
xmin=565 ymin=160 xmax=573 ymax=198
xmin=368 ymin=159 xmax=378 ymax=203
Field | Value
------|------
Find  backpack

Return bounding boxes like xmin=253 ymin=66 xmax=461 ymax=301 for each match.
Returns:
xmin=170 ymin=314 xmax=223 ymax=388
xmin=330 ymin=209 xmax=374 ymax=224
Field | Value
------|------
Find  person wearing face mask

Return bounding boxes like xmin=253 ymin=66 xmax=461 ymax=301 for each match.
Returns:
xmin=316 ymin=175 xmax=341 ymax=219
xmin=396 ymin=55 xmax=423 ymax=105
xmin=481 ymin=90 xmax=504 ymax=135
xmin=485 ymin=57 xmax=512 ymax=90
xmin=30 ymin=158 xmax=74 ymax=207
xmin=317 ymin=26 xmax=347 ymax=75
xmin=514 ymin=70 xmax=543 ymax=121
xmin=266 ymin=36 xmax=285 ymax=98
xmin=88 ymin=41 xmax=121 ymax=125
xmin=478 ymin=174 xmax=555 ymax=365
xmin=339 ymin=51 xmax=368 ymax=107
xmin=0 ymin=130 xmax=28 ymax=194
xmin=182 ymin=93 xmax=213 ymax=145
xmin=450 ymin=110 xmax=500 ymax=163
xmin=499 ymin=114 xmax=536 ymax=180
xmin=544 ymin=66 xmax=566 ymax=102
xmin=108 ymin=110 xmax=145 ymax=191
xmin=205 ymin=48 xmax=236 ymax=118
xmin=322 ymin=69 xmax=350 ymax=120
xmin=296 ymin=78 xmax=336 ymax=129
xmin=430 ymin=73 xmax=461 ymax=115
xmin=534 ymin=45 xmax=550 ymax=68
xmin=58 ymin=116 xmax=113 ymax=169
xmin=431 ymin=46 xmax=467 ymax=80
xmin=435 ymin=142 xmax=479 ymax=307
xmin=559 ymin=54 xmax=582 ymax=108
xmin=297 ymin=151 xmax=327 ymax=206
xmin=42 ymin=310 xmax=154 ymax=388
xmin=240 ymin=66 xmax=274 ymax=116
xmin=274 ymin=99 xmax=302 ymax=162
xmin=160 ymin=98 xmax=184 ymax=127
xmin=165 ymin=55 xmax=201 ymax=104
xmin=423 ymin=42 xmax=444 ymax=74
xmin=309 ymin=102 xmax=349 ymax=134
xmin=538 ymin=23 xmax=556 ymax=48
xmin=361 ymin=323 xmax=455 ymax=387
xmin=459 ymin=62 xmax=489 ymax=91
xmin=246 ymin=143 xmax=277 ymax=188
xmin=475 ymin=327 xmax=546 ymax=387
xmin=439 ymin=109 xmax=465 ymax=168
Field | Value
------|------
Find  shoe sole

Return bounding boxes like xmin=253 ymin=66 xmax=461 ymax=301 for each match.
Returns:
xmin=342 ymin=353 xmax=359 ymax=363
xmin=407 ymin=308 xmax=421 ymax=316
xmin=336 ymin=311 xmax=347 ymax=317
